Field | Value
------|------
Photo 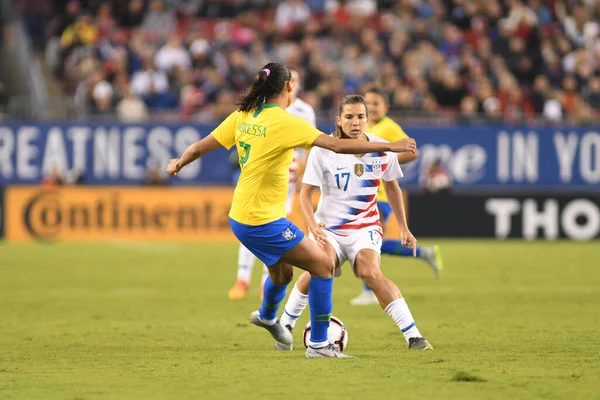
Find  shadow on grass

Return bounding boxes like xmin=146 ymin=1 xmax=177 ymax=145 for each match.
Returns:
xmin=452 ymin=371 xmax=487 ymax=383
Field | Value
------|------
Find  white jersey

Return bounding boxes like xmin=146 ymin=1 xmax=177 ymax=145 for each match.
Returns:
xmin=303 ymin=134 xmax=403 ymax=237
xmin=287 ymin=98 xmax=317 ymax=127
xmin=285 ymin=98 xmax=317 ymax=214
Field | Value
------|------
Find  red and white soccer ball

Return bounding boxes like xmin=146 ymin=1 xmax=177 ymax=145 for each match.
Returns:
xmin=302 ymin=316 xmax=349 ymax=351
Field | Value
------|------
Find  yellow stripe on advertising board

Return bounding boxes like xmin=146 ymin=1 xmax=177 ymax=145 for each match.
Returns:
xmin=4 ymin=187 xmax=403 ymax=242
xmin=5 ymin=187 xmax=235 ymax=242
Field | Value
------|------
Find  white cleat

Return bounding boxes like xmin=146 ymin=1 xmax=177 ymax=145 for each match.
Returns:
xmin=349 ymin=290 xmax=379 ymax=306
xmin=422 ymin=245 xmax=443 ymax=278
xmin=250 ymin=311 xmax=293 ymax=349
xmin=274 ymin=324 xmax=293 ymax=351
xmin=305 ymin=343 xmax=356 ymax=359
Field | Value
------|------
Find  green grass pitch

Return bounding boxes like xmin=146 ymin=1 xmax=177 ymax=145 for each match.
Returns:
xmin=1 ymin=240 xmax=599 ymax=399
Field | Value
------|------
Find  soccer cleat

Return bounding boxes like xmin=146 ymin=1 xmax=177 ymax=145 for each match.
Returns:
xmin=423 ymin=245 xmax=443 ymax=278
xmin=274 ymin=324 xmax=293 ymax=351
xmin=408 ymin=337 xmax=433 ymax=350
xmin=305 ymin=343 xmax=356 ymax=359
xmin=228 ymin=280 xmax=249 ymax=300
xmin=349 ymin=290 xmax=379 ymax=306
xmin=250 ymin=311 xmax=293 ymax=349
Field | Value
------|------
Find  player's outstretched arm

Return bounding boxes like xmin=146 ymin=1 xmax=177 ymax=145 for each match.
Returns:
xmin=383 ymin=179 xmax=417 ymax=256
xmin=397 ymin=148 xmax=420 ymax=165
xmin=167 ymin=135 xmax=223 ymax=176
xmin=313 ymin=134 xmax=416 ymax=155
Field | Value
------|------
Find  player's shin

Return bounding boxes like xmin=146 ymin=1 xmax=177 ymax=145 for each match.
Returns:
xmin=258 ymin=276 xmax=289 ymax=323
xmin=384 ymin=294 xmax=423 ymax=342
xmin=307 ymin=276 xmax=333 ymax=348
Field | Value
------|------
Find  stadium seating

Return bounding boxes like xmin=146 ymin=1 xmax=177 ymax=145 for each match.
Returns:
xmin=14 ymin=0 xmax=600 ymax=124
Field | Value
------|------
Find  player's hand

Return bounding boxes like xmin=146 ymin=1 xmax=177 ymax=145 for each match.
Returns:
xmin=390 ymin=138 xmax=416 ymax=154
xmin=399 ymin=226 xmax=417 ymax=256
xmin=309 ymin=222 xmax=328 ymax=248
xmin=167 ymin=159 xmax=181 ymax=177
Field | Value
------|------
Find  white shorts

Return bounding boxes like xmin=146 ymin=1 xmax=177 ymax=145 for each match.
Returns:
xmin=310 ymin=228 xmax=382 ymax=278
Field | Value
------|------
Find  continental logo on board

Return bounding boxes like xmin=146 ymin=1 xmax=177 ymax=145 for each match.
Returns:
xmin=5 ymin=187 xmax=236 ymax=242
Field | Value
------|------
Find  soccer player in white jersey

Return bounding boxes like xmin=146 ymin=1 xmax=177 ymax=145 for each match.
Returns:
xmin=276 ymin=95 xmax=433 ymax=350
xmin=229 ymin=67 xmax=317 ymax=300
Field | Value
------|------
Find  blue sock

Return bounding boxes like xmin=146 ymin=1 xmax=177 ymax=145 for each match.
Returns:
xmin=381 ymin=240 xmax=422 ymax=257
xmin=362 ymin=281 xmax=372 ymax=292
xmin=258 ymin=276 xmax=287 ymax=321
xmin=308 ymin=277 xmax=333 ymax=344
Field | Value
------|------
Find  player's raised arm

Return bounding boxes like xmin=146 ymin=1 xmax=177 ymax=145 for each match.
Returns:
xmin=313 ymin=134 xmax=416 ymax=155
xmin=167 ymin=111 xmax=239 ymax=177
xmin=167 ymin=135 xmax=222 ymax=176
xmin=397 ymin=148 xmax=419 ymax=164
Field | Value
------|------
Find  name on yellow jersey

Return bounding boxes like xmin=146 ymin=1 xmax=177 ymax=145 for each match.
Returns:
xmin=237 ymin=122 xmax=267 ymax=137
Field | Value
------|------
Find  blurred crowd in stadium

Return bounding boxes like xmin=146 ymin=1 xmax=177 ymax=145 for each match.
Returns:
xmin=13 ymin=0 xmax=600 ymax=124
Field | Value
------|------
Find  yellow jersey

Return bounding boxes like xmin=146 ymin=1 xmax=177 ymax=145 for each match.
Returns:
xmin=211 ymin=104 xmax=322 ymax=225
xmin=368 ymin=116 xmax=409 ymax=202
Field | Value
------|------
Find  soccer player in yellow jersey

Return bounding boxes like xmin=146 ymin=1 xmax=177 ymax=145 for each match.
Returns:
xmin=348 ymin=88 xmax=444 ymax=306
xmin=229 ymin=67 xmax=316 ymax=301
xmin=167 ymin=63 xmax=417 ymax=358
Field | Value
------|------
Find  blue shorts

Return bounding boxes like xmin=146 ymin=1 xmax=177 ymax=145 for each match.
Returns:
xmin=230 ymin=218 xmax=305 ymax=267
xmin=378 ymin=201 xmax=392 ymax=224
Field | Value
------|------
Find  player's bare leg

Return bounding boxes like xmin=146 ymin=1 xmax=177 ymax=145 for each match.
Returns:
xmin=354 ymin=249 xmax=433 ymax=350
xmin=351 ymin=211 xmax=444 ymax=306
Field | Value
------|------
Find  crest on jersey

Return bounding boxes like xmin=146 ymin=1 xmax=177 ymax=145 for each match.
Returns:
xmin=371 ymin=160 xmax=382 ymax=172
xmin=354 ymin=164 xmax=364 ymax=177
xmin=281 ymin=227 xmax=296 ymax=241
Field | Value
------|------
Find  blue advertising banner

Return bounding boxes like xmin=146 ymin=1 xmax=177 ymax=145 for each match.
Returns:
xmin=0 ymin=185 xmax=4 ymax=239
xmin=400 ymin=126 xmax=600 ymax=190
xmin=0 ymin=123 xmax=233 ymax=185
xmin=0 ymin=123 xmax=598 ymax=189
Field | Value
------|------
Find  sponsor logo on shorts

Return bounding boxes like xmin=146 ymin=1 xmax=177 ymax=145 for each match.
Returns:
xmin=281 ymin=227 xmax=296 ymax=240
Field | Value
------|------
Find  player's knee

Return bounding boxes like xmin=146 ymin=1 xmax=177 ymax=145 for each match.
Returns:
xmin=358 ymin=267 xmax=383 ymax=286
xmin=312 ymin=254 xmax=335 ymax=278
xmin=269 ymin=265 xmax=294 ymax=285
xmin=281 ymin=267 xmax=294 ymax=284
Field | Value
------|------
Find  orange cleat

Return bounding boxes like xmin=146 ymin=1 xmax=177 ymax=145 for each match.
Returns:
xmin=228 ymin=280 xmax=249 ymax=300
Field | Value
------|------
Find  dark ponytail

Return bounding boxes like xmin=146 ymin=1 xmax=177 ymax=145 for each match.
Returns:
xmin=237 ymin=62 xmax=291 ymax=112
xmin=334 ymin=95 xmax=369 ymax=139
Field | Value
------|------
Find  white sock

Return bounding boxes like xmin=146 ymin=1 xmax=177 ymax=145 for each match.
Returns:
xmin=308 ymin=339 xmax=328 ymax=349
xmin=257 ymin=313 xmax=276 ymax=325
xmin=237 ymin=244 xmax=256 ymax=283
xmin=261 ymin=265 xmax=269 ymax=286
xmin=384 ymin=298 xmax=422 ymax=342
xmin=279 ymin=284 xmax=308 ymax=328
